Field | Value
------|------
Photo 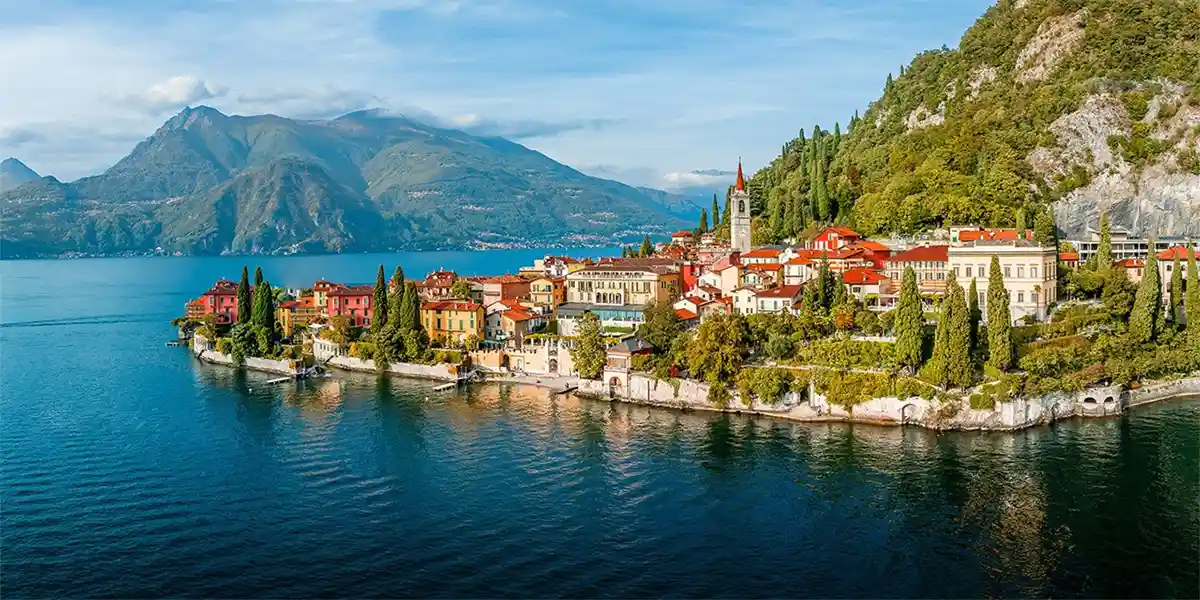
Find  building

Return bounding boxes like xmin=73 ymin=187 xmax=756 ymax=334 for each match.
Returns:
xmin=312 ymin=280 xmax=340 ymax=311
xmin=741 ymin=248 xmax=782 ymax=265
xmin=276 ymin=296 xmax=321 ymax=335
xmin=842 ymin=268 xmax=889 ymax=308
xmin=555 ymin=303 xmax=647 ymax=336
xmin=671 ymin=231 xmax=695 ymax=246
xmin=884 ymin=245 xmax=950 ymax=291
xmin=327 ymin=285 xmax=376 ymax=328
xmin=754 ymin=285 xmax=804 ymax=314
xmin=1066 ymin=225 xmax=1199 ymax=263
xmin=421 ymin=300 xmax=483 ymax=345
xmin=417 ymin=270 xmax=458 ymax=300
xmin=186 ymin=279 xmax=242 ymax=324
xmin=527 ymin=276 xmax=565 ymax=308
xmin=1114 ymin=258 xmax=1145 ymax=284
xmin=484 ymin=303 xmax=545 ymax=347
xmin=603 ymin=335 xmax=654 ymax=388
xmin=742 ymin=263 xmax=782 ymax=288
xmin=730 ymin=160 xmax=751 ymax=253
xmin=565 ymin=264 xmax=680 ymax=306
xmin=812 ymin=226 xmax=862 ymax=251
xmin=482 ymin=274 xmax=531 ymax=307
xmin=952 ymin=227 xmax=1032 ymax=244
xmin=948 ymin=240 xmax=1058 ymax=323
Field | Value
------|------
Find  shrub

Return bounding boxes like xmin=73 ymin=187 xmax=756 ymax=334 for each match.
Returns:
xmin=349 ymin=342 xmax=377 ymax=361
xmin=216 ymin=338 xmax=233 ymax=355
xmin=793 ymin=338 xmax=897 ymax=369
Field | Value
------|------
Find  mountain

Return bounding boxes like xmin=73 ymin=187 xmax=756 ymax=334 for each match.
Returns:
xmin=0 ymin=159 xmax=40 ymax=193
xmin=746 ymin=0 xmax=1199 ymax=241
xmin=0 ymin=107 xmax=687 ymax=258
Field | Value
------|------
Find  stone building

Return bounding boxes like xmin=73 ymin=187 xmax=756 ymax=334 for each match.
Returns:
xmin=730 ymin=160 xmax=751 ymax=254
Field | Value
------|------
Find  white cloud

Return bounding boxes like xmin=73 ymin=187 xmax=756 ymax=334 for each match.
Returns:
xmin=660 ymin=169 xmax=736 ymax=189
xmin=128 ymin=76 xmax=225 ymax=113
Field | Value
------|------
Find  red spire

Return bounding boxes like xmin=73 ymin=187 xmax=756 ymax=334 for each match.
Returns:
xmin=734 ymin=159 xmax=745 ymax=191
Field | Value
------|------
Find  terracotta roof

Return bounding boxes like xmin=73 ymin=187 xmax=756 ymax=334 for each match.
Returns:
xmin=817 ymin=226 xmax=861 ymax=238
xmin=711 ymin=253 xmax=741 ymax=271
xmin=672 ymin=231 xmax=694 ymax=238
xmin=486 ymin=274 xmax=527 ymax=284
xmin=886 ymin=245 xmax=949 ymax=262
xmin=747 ymin=263 xmax=782 ymax=272
xmin=1059 ymin=252 xmax=1080 ymax=261
xmin=327 ymin=285 xmax=374 ymax=296
xmin=958 ymin=229 xmax=1032 ymax=242
xmin=1114 ymin=258 xmax=1145 ymax=268
xmin=1156 ymin=246 xmax=1193 ymax=260
xmin=743 ymin=248 xmax=781 ymax=259
xmin=756 ymin=285 xmax=804 ymax=299
xmin=785 ymin=256 xmax=813 ymax=265
xmin=842 ymin=267 xmax=888 ymax=285
xmin=503 ymin=308 xmax=537 ymax=322
xmin=735 ymin=160 xmax=745 ymax=191
xmin=675 ymin=308 xmax=699 ymax=320
xmin=851 ymin=241 xmax=890 ymax=252
xmin=422 ymin=300 xmax=481 ymax=311
xmin=202 ymin=280 xmax=239 ymax=296
xmin=699 ymin=285 xmax=721 ymax=294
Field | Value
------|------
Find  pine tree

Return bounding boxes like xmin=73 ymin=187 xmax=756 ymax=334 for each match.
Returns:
xmin=372 ymin=265 xmax=388 ymax=334
xmin=1170 ymin=254 xmax=1184 ymax=325
xmin=236 ymin=265 xmax=252 ymax=325
xmin=699 ymin=209 xmax=709 ymax=233
xmin=712 ymin=194 xmax=721 ymax=228
xmin=254 ymin=267 xmax=264 ymax=288
xmin=895 ymin=267 xmax=924 ymax=371
xmin=639 ymin=235 xmax=653 ymax=257
xmin=1096 ymin=213 xmax=1112 ymax=272
xmin=1128 ymin=243 xmax=1161 ymax=344
xmin=1187 ymin=246 xmax=1199 ymax=345
xmin=968 ymin=278 xmax=981 ymax=352
xmin=946 ymin=276 xmax=972 ymax=387
xmin=987 ymin=256 xmax=1013 ymax=370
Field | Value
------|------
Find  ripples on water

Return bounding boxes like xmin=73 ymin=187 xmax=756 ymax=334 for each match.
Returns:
xmin=2 ymin=255 xmax=1198 ymax=598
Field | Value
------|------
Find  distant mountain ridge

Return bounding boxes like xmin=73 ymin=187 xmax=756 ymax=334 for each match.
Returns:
xmin=0 ymin=107 xmax=688 ymax=258
xmin=0 ymin=158 xmax=39 ymax=194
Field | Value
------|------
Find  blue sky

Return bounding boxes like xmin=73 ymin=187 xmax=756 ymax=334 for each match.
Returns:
xmin=0 ymin=0 xmax=994 ymax=188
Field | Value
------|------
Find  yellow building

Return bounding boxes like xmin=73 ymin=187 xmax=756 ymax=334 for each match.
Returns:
xmin=421 ymin=300 xmax=484 ymax=345
xmin=565 ymin=264 xmax=681 ymax=306
xmin=528 ymin=276 xmax=565 ymax=308
xmin=276 ymin=296 xmax=322 ymax=337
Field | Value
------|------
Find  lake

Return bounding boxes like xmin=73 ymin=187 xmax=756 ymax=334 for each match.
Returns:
xmin=1 ymin=250 xmax=1198 ymax=598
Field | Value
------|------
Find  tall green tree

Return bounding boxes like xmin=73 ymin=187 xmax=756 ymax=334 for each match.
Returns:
xmin=791 ymin=194 xmax=806 ymax=233
xmin=711 ymin=194 xmax=721 ymax=228
xmin=1187 ymin=246 xmax=1199 ymax=346
xmin=699 ymin=209 xmax=709 ymax=233
xmin=639 ymin=298 xmax=681 ymax=351
xmin=802 ymin=280 xmax=820 ymax=320
xmin=1095 ymin=213 xmax=1112 ymax=271
xmin=945 ymin=276 xmax=972 ymax=387
xmin=816 ymin=260 xmax=832 ymax=311
xmin=392 ymin=266 xmax=405 ymax=289
xmin=639 ymin=235 xmax=653 ymax=257
xmin=1014 ymin=206 xmax=1027 ymax=234
xmin=404 ymin=281 xmax=422 ymax=332
xmin=1169 ymin=255 xmax=1184 ymax=325
xmin=252 ymin=279 xmax=275 ymax=337
xmin=722 ymin=193 xmax=731 ymax=226
xmin=968 ymin=277 xmax=981 ymax=352
xmin=927 ymin=296 xmax=951 ymax=385
xmin=450 ymin=279 xmax=473 ymax=300
xmin=254 ymin=266 xmax=264 ymax=288
xmin=895 ymin=267 xmax=924 ymax=371
xmin=1102 ymin=266 xmax=1136 ymax=320
xmin=570 ymin=312 xmax=606 ymax=379
xmin=687 ymin=312 xmax=750 ymax=406
xmin=236 ymin=265 xmax=252 ymax=325
xmin=987 ymin=256 xmax=1013 ymax=370
xmin=1128 ymin=243 xmax=1161 ymax=344
xmin=372 ymin=265 xmax=388 ymax=334
xmin=1033 ymin=208 xmax=1057 ymax=247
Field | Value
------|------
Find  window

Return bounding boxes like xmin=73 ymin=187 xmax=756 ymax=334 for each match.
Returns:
xmin=1031 ymin=266 xmax=1038 ymax=279
xmin=1004 ymin=266 xmax=1011 ymax=278
xmin=1017 ymin=292 xmax=1025 ymax=303
xmin=954 ymin=267 xmax=960 ymax=277
xmin=1017 ymin=267 xmax=1024 ymax=278
xmin=1032 ymin=290 xmax=1038 ymax=305
xmin=966 ymin=266 xmax=973 ymax=277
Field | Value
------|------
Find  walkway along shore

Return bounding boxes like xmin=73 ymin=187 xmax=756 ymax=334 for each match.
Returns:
xmin=188 ymin=337 xmax=1199 ymax=432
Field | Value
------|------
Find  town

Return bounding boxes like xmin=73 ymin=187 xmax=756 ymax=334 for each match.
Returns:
xmin=178 ymin=163 xmax=1200 ymax=427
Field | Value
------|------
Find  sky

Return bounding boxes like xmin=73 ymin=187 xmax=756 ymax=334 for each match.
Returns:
xmin=0 ymin=0 xmax=994 ymax=189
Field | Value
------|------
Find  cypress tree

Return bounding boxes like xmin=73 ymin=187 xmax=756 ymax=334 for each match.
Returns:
xmin=1096 ymin=213 xmax=1112 ymax=272
xmin=770 ymin=199 xmax=784 ymax=238
xmin=831 ymin=278 xmax=847 ymax=309
xmin=968 ymin=278 xmax=981 ymax=352
xmin=254 ymin=266 xmax=264 ymax=288
xmin=928 ymin=294 xmax=951 ymax=385
xmin=372 ymin=265 xmax=388 ymax=334
xmin=639 ymin=235 xmax=653 ymax=257
xmin=792 ymin=194 xmax=806 ymax=233
xmin=816 ymin=260 xmax=832 ymax=311
xmin=1033 ymin=208 xmax=1057 ymax=247
xmin=1015 ymin=207 xmax=1027 ymax=234
xmin=712 ymin=194 xmax=721 ymax=228
xmin=895 ymin=267 xmax=924 ymax=371
xmin=946 ymin=276 xmax=972 ymax=387
xmin=236 ymin=265 xmax=252 ymax=325
xmin=399 ymin=282 xmax=418 ymax=333
xmin=781 ymin=194 xmax=795 ymax=238
xmin=723 ymin=193 xmax=731 ymax=226
xmin=1187 ymin=246 xmax=1199 ymax=345
xmin=802 ymin=279 xmax=820 ymax=319
xmin=389 ymin=276 xmax=406 ymax=329
xmin=1128 ymin=243 xmax=1161 ymax=344
xmin=252 ymin=280 xmax=275 ymax=335
xmin=392 ymin=266 xmax=405 ymax=289
xmin=987 ymin=256 xmax=1013 ymax=370
xmin=1169 ymin=254 xmax=1183 ymax=325
xmin=699 ymin=209 xmax=709 ymax=233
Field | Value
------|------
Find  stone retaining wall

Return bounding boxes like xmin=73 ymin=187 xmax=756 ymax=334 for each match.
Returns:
xmin=191 ymin=335 xmax=298 ymax=376
xmin=325 ymin=355 xmax=462 ymax=381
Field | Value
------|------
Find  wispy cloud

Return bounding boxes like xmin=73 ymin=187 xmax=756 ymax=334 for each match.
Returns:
xmin=0 ymin=0 xmax=995 ymax=182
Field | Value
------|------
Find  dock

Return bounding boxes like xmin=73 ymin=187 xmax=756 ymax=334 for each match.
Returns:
xmin=553 ymin=384 xmax=578 ymax=395
xmin=432 ymin=382 xmax=458 ymax=392
xmin=266 ymin=377 xmax=293 ymax=385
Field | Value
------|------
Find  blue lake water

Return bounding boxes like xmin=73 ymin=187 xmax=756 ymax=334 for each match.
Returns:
xmin=1 ymin=250 xmax=1198 ymax=598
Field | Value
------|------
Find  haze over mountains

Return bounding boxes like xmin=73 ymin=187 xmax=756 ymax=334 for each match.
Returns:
xmin=0 ymin=107 xmax=696 ymax=258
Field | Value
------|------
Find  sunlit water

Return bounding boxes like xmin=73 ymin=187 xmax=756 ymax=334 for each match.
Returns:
xmin=2 ymin=253 xmax=1198 ymax=598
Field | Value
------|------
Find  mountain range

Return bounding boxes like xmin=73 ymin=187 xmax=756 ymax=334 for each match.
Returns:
xmin=0 ymin=108 xmax=696 ymax=258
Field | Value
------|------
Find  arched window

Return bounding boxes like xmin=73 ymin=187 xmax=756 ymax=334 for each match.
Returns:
xmin=738 ymin=200 xmax=746 ymax=214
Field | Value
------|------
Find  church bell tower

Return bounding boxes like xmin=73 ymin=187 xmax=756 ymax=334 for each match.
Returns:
xmin=730 ymin=160 xmax=751 ymax=253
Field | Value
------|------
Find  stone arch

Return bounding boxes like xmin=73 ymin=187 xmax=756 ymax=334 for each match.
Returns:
xmin=1083 ymin=396 xmax=1097 ymax=404
xmin=900 ymin=403 xmax=917 ymax=424
xmin=1103 ymin=396 xmax=1115 ymax=404
xmin=500 ymin=354 xmax=510 ymax=369
xmin=549 ymin=358 xmax=559 ymax=373
xmin=609 ymin=376 xmax=621 ymax=387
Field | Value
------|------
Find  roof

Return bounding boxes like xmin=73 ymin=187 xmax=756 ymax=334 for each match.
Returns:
xmin=1114 ymin=258 xmax=1145 ymax=268
xmin=422 ymin=300 xmax=481 ymax=311
xmin=699 ymin=284 xmax=721 ymax=294
xmin=958 ymin=229 xmax=1031 ymax=242
xmin=675 ymin=308 xmax=699 ymax=320
xmin=1059 ymin=252 xmax=1080 ymax=261
xmin=851 ymin=241 xmax=890 ymax=253
xmin=609 ymin=335 xmax=654 ymax=355
xmin=672 ymin=231 xmax=694 ymax=238
xmin=572 ymin=264 xmax=676 ymax=275
xmin=842 ymin=267 xmax=888 ymax=285
xmin=1156 ymin=246 xmax=1193 ymax=260
xmin=202 ymin=280 xmax=239 ymax=295
xmin=755 ymin=285 xmax=804 ymax=299
xmin=816 ymin=226 xmax=861 ymax=238
xmin=555 ymin=302 xmax=648 ymax=318
xmin=485 ymin=274 xmax=527 ymax=284
xmin=886 ymin=245 xmax=949 ymax=263
xmin=711 ymin=253 xmax=741 ymax=271
xmin=746 ymin=263 xmax=782 ymax=272
xmin=327 ymin=285 xmax=374 ymax=296
xmin=744 ymin=248 xmax=782 ymax=259
xmin=735 ymin=160 xmax=745 ymax=191
xmin=502 ymin=308 xmax=538 ymax=322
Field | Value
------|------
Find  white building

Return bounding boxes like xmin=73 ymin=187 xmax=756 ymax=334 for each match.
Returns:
xmin=948 ymin=240 xmax=1058 ymax=323
xmin=730 ymin=161 xmax=751 ymax=254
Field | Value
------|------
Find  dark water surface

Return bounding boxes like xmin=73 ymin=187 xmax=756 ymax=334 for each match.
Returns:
xmin=2 ymin=252 xmax=1198 ymax=599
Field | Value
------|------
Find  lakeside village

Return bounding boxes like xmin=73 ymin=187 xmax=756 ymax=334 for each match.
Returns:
xmin=176 ymin=164 xmax=1200 ymax=429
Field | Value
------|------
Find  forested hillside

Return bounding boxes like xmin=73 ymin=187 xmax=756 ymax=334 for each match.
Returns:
xmin=745 ymin=0 xmax=1200 ymax=242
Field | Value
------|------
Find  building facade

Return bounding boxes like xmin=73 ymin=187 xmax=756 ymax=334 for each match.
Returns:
xmin=421 ymin=301 xmax=483 ymax=345
xmin=730 ymin=160 xmax=751 ymax=254
xmin=565 ymin=265 xmax=680 ymax=306
xmin=948 ymin=241 xmax=1058 ymax=323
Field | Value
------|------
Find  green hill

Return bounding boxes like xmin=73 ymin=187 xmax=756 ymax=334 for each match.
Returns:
xmin=1 ymin=107 xmax=689 ymax=258
xmin=746 ymin=0 xmax=1199 ymax=242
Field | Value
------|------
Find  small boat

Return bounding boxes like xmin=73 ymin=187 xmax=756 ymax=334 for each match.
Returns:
xmin=165 ymin=341 xmax=181 ymax=347
xmin=266 ymin=376 xmax=293 ymax=385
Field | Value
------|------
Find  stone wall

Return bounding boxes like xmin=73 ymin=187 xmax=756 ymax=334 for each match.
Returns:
xmin=326 ymin=355 xmax=462 ymax=381
xmin=1130 ymin=376 xmax=1200 ymax=407
xmin=191 ymin=334 xmax=298 ymax=376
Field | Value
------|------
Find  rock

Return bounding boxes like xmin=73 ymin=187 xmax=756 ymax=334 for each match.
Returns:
xmin=1015 ymin=9 xmax=1088 ymax=83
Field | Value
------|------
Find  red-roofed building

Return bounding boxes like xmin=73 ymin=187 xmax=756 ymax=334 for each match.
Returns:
xmin=674 ymin=308 xmax=700 ymax=327
xmin=187 ymin=279 xmax=242 ymax=324
xmin=754 ymin=285 xmax=804 ymax=314
xmin=686 ymin=284 xmax=722 ymax=303
xmin=743 ymin=262 xmax=782 ymax=288
xmin=783 ymin=248 xmax=874 ymax=285
xmin=483 ymin=274 xmax=531 ymax=307
xmin=671 ymin=231 xmax=695 ymax=247
xmin=846 ymin=240 xmax=892 ymax=268
xmin=842 ymin=268 xmax=890 ymax=307
xmin=741 ymin=248 xmax=782 ymax=264
xmin=955 ymin=228 xmax=1032 ymax=243
xmin=327 ymin=285 xmax=376 ymax=328
xmin=812 ymin=227 xmax=862 ymax=251
xmin=1059 ymin=251 xmax=1080 ymax=267
xmin=417 ymin=270 xmax=458 ymax=300
xmin=276 ymin=295 xmax=321 ymax=335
